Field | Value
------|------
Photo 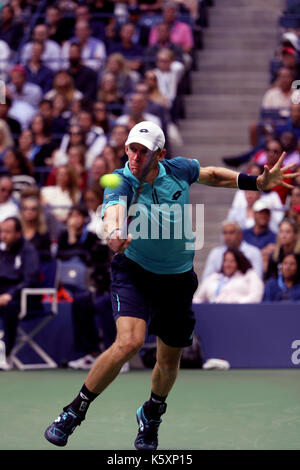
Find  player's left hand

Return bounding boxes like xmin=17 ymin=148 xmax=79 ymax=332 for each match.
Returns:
xmin=256 ymin=151 xmax=299 ymax=191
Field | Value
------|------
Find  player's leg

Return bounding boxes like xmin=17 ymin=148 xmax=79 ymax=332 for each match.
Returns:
xmin=134 ymin=337 xmax=183 ymax=450
xmin=44 ymin=316 xmax=146 ymax=447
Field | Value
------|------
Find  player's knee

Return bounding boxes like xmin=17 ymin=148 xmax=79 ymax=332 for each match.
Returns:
xmin=157 ymin=355 xmax=181 ymax=373
xmin=114 ymin=336 xmax=144 ymax=360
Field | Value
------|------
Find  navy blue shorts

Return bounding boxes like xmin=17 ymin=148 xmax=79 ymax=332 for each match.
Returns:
xmin=110 ymin=254 xmax=198 ymax=348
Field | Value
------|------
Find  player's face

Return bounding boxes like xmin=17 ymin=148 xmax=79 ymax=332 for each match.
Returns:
xmin=126 ymin=143 xmax=151 ymax=178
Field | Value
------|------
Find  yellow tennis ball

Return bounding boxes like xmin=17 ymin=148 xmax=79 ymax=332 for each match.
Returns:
xmin=99 ymin=173 xmax=122 ymax=189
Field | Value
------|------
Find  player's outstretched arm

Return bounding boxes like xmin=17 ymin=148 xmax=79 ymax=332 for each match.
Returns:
xmin=198 ymin=152 xmax=299 ymax=191
xmin=103 ymin=204 xmax=132 ymax=253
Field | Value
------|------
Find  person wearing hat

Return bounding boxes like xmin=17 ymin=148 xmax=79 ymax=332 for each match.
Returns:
xmin=243 ymin=200 xmax=277 ymax=250
xmin=45 ymin=121 xmax=297 ymax=450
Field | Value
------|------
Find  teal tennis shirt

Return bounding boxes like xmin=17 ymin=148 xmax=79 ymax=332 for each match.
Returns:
xmin=102 ymin=157 xmax=201 ymax=274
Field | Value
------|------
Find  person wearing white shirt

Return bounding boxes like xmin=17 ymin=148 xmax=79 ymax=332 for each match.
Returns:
xmin=154 ymin=48 xmax=185 ymax=109
xmin=201 ymin=220 xmax=264 ymax=280
xmin=0 ymin=176 xmax=19 ymax=222
xmin=0 ymin=39 xmax=11 ymax=81
xmin=20 ymin=24 xmax=61 ymax=72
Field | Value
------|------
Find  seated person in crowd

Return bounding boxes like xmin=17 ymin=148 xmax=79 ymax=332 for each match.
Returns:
xmin=275 ymin=102 xmax=300 ymax=142
xmin=0 ymin=4 xmax=24 ymax=52
xmin=67 ymin=42 xmax=99 ymax=102
xmin=77 ymin=110 xmax=107 ymax=170
xmin=116 ymin=92 xmax=162 ymax=128
xmin=97 ymin=72 xmax=125 ymax=118
xmin=261 ymin=67 xmax=294 ymax=110
xmin=265 ymin=217 xmax=300 ymax=280
xmin=242 ymin=199 xmax=277 ymax=249
xmin=108 ymin=22 xmax=144 ymax=74
xmin=103 ymin=52 xmax=138 ymax=97
xmin=2 ymin=147 xmax=36 ymax=201
xmin=8 ymin=65 xmax=43 ymax=111
xmin=0 ymin=175 xmax=19 ymax=222
xmin=263 ymin=253 xmax=300 ymax=301
xmin=41 ymin=165 xmax=81 ymax=223
xmin=24 ymin=40 xmax=54 ymax=94
xmin=20 ymin=196 xmax=52 ymax=262
xmin=0 ymin=217 xmax=40 ymax=370
xmin=194 ymin=248 xmax=264 ymax=304
xmin=88 ymin=155 xmax=109 ymax=186
xmin=144 ymin=22 xmax=184 ymax=71
xmin=202 ymin=220 xmax=264 ymax=280
xmin=0 ymin=95 xmax=22 ymax=142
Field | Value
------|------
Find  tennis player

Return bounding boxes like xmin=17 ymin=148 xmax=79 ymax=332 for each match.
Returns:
xmin=45 ymin=121 xmax=297 ymax=450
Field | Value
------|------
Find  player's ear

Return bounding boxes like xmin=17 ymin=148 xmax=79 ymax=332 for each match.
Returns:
xmin=158 ymin=149 xmax=166 ymax=161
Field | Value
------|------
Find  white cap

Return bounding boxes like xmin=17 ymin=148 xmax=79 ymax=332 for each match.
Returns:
xmin=125 ymin=121 xmax=165 ymax=151
xmin=282 ymin=32 xmax=300 ymax=51
xmin=253 ymin=199 xmax=271 ymax=212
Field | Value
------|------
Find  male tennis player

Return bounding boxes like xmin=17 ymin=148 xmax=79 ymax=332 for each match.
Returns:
xmin=45 ymin=121 xmax=296 ymax=450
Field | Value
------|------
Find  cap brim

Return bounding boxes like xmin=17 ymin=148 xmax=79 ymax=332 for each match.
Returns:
xmin=125 ymin=136 xmax=158 ymax=151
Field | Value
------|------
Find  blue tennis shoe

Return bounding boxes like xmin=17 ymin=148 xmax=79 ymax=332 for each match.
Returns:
xmin=134 ymin=403 xmax=166 ymax=450
xmin=44 ymin=408 xmax=83 ymax=447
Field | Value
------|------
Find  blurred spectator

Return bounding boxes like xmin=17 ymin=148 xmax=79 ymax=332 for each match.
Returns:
xmin=144 ymin=22 xmax=184 ymax=71
xmin=24 ymin=40 xmax=54 ymax=94
xmin=265 ymin=218 xmax=300 ymax=280
xmin=41 ymin=165 xmax=80 ymax=223
xmin=56 ymin=123 xmax=86 ymax=164
xmin=89 ymin=155 xmax=109 ymax=185
xmin=243 ymin=199 xmax=277 ymax=250
xmin=20 ymin=195 xmax=51 ymax=262
xmin=3 ymin=147 xmax=35 ymax=201
xmin=39 ymin=98 xmax=69 ymax=139
xmin=20 ymin=23 xmax=62 ymax=72
xmin=0 ymin=119 xmax=14 ymax=165
xmin=8 ymin=65 xmax=42 ymax=110
xmin=0 ymin=175 xmax=19 ymax=222
xmin=92 ymin=101 xmax=115 ymax=135
xmin=143 ymin=70 xmax=168 ymax=108
xmin=67 ymin=42 xmax=98 ymax=102
xmin=97 ymin=72 xmax=125 ymax=118
xmin=134 ymin=81 xmax=168 ymax=134
xmin=109 ymin=124 xmax=129 ymax=167
xmin=45 ymin=5 xmax=71 ymax=45
xmin=61 ymin=19 xmax=106 ymax=72
xmin=149 ymin=2 xmax=194 ymax=56
xmin=270 ymin=46 xmax=300 ymax=84
xmin=108 ymin=22 xmax=143 ymax=73
xmin=48 ymin=145 xmax=88 ymax=191
xmin=103 ymin=52 xmax=138 ymax=97
xmin=0 ymin=217 xmax=40 ymax=370
xmin=275 ymin=102 xmax=300 ymax=141
xmin=84 ymin=183 xmax=105 ymax=237
xmin=0 ymin=95 xmax=21 ymax=141
xmin=18 ymin=129 xmax=35 ymax=161
xmin=0 ymin=39 xmax=11 ymax=82
xmin=77 ymin=110 xmax=107 ymax=169
xmin=45 ymin=70 xmax=83 ymax=107
xmin=279 ymin=131 xmax=300 ymax=166
xmin=74 ymin=2 xmax=107 ymax=42
xmin=133 ymin=0 xmax=163 ymax=13
xmin=153 ymin=48 xmax=185 ymax=115
xmin=261 ymin=67 xmax=293 ymax=109
xmin=0 ymin=4 xmax=23 ymax=52
xmin=126 ymin=5 xmax=152 ymax=47
xmin=116 ymin=93 xmax=162 ymax=128
xmin=285 ymin=185 xmax=300 ymax=220
xmin=193 ymin=248 xmax=264 ymax=303
xmin=30 ymin=114 xmax=58 ymax=168
xmin=263 ymin=253 xmax=300 ymax=301
xmin=202 ymin=220 xmax=264 ymax=280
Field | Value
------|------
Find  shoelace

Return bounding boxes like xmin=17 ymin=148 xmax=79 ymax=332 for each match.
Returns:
xmin=56 ymin=411 xmax=80 ymax=431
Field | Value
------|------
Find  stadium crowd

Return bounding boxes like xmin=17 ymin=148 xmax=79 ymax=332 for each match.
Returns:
xmin=1 ymin=0 xmax=300 ymax=372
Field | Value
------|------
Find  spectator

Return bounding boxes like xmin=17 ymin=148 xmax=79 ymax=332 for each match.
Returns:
xmin=24 ymin=40 xmax=54 ymax=94
xmin=39 ymin=98 xmax=69 ymax=139
xmin=103 ymin=53 xmax=137 ymax=97
xmin=153 ymin=48 xmax=185 ymax=117
xmin=261 ymin=67 xmax=293 ymax=109
xmin=126 ymin=5 xmax=151 ymax=47
xmin=108 ymin=22 xmax=143 ymax=73
xmin=88 ymin=155 xmax=109 ymax=185
xmin=242 ymin=199 xmax=277 ymax=250
xmin=8 ymin=65 xmax=42 ymax=110
xmin=144 ymin=22 xmax=184 ymax=71
xmin=0 ymin=95 xmax=21 ymax=141
xmin=134 ymin=81 xmax=169 ymax=134
xmin=61 ymin=19 xmax=106 ymax=72
xmin=74 ymin=2 xmax=107 ymax=42
xmin=48 ymin=145 xmax=88 ymax=191
xmin=143 ymin=70 xmax=168 ymax=109
xmin=0 ymin=175 xmax=19 ymax=222
xmin=20 ymin=196 xmax=52 ymax=262
xmin=202 ymin=220 xmax=263 ymax=280
xmin=56 ymin=124 xmax=86 ymax=164
xmin=77 ymin=110 xmax=107 ymax=170
xmin=279 ymin=131 xmax=300 ymax=166
xmin=17 ymin=129 xmax=35 ymax=161
xmin=265 ymin=218 xmax=300 ymax=280
xmin=21 ymin=23 xmax=62 ymax=72
xmin=275 ymin=102 xmax=300 ymax=141
xmin=149 ymin=2 xmax=194 ymax=57
xmin=263 ymin=253 xmax=300 ymax=301
xmin=100 ymin=144 xmax=122 ymax=173
xmin=109 ymin=124 xmax=129 ymax=167
xmin=92 ymin=101 xmax=115 ymax=135
xmin=30 ymin=114 xmax=58 ymax=169
xmin=0 ymin=119 xmax=14 ymax=165
xmin=45 ymin=70 xmax=83 ymax=107
xmin=193 ymin=248 xmax=264 ymax=303
xmin=285 ymin=185 xmax=300 ymax=220
xmin=97 ymin=72 xmax=125 ymax=118
xmin=0 ymin=39 xmax=11 ymax=81
xmin=84 ymin=183 xmax=105 ymax=237
xmin=116 ymin=93 xmax=162 ymax=128
xmin=41 ymin=165 xmax=80 ymax=223
xmin=45 ymin=5 xmax=71 ymax=45
xmin=67 ymin=43 xmax=99 ymax=102
xmin=0 ymin=3 xmax=23 ymax=51
xmin=3 ymin=147 xmax=35 ymax=201
xmin=0 ymin=217 xmax=40 ymax=370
